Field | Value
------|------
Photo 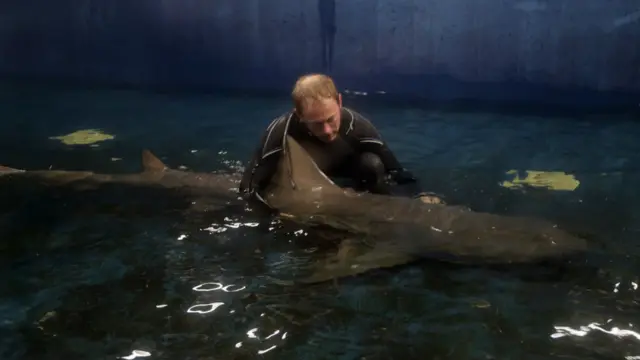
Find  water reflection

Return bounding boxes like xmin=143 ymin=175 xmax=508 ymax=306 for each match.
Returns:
xmin=187 ymin=302 xmax=225 ymax=314
xmin=235 ymin=327 xmax=287 ymax=355
xmin=4 ymin=85 xmax=640 ymax=359
xmin=2 ymin=202 xmax=637 ymax=359
xmin=192 ymin=282 xmax=246 ymax=292
xmin=552 ymin=321 xmax=640 ymax=340
xmin=200 ymin=216 xmax=260 ymax=234
xmin=181 ymin=276 xmax=292 ymax=356
xmin=119 ymin=349 xmax=151 ymax=359
xmin=7 ymin=201 xmax=640 ymax=358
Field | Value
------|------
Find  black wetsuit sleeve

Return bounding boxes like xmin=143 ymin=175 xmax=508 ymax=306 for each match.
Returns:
xmin=348 ymin=109 xmax=425 ymax=198
xmin=239 ymin=115 xmax=289 ymax=198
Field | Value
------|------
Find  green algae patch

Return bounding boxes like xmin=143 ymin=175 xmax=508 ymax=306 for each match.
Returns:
xmin=501 ymin=169 xmax=580 ymax=191
xmin=49 ymin=129 xmax=115 ymax=145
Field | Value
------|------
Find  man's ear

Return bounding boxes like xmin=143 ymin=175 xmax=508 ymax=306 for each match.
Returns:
xmin=337 ymin=93 xmax=342 ymax=107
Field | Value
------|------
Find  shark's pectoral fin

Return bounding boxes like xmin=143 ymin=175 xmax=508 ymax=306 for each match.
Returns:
xmin=141 ymin=149 xmax=168 ymax=173
xmin=335 ymin=238 xmax=356 ymax=262
xmin=295 ymin=239 xmax=417 ymax=284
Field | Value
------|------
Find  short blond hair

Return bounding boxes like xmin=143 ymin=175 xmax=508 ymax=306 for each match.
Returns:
xmin=291 ymin=73 xmax=339 ymax=115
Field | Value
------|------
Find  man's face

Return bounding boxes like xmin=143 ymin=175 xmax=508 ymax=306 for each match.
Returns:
xmin=298 ymin=95 xmax=342 ymax=142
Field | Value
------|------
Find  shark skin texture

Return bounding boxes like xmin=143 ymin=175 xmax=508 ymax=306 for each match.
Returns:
xmin=0 ymin=141 xmax=588 ymax=284
xmin=259 ymin=135 xmax=589 ymax=284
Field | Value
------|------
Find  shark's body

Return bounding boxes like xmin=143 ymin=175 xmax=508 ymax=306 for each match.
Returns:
xmin=0 ymin=150 xmax=242 ymax=203
xmin=1 ymin=143 xmax=588 ymax=284
xmin=261 ymin=136 xmax=589 ymax=283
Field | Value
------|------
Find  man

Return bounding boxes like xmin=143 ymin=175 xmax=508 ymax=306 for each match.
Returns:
xmin=239 ymin=73 xmax=442 ymax=204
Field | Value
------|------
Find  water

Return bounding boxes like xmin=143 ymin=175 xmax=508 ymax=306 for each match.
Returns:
xmin=1 ymin=81 xmax=640 ymax=359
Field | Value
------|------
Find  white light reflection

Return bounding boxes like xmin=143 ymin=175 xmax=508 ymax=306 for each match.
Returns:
xmin=258 ymin=345 xmax=277 ymax=354
xmin=119 ymin=350 xmax=151 ymax=359
xmin=611 ymin=280 xmax=640 ymax=293
xmin=247 ymin=328 xmax=259 ymax=338
xmin=552 ymin=321 xmax=640 ymax=341
xmin=343 ymin=89 xmax=368 ymax=96
xmin=265 ymin=330 xmax=281 ymax=339
xmin=192 ymin=282 xmax=246 ymax=292
xmin=187 ymin=302 xmax=225 ymax=314
xmin=201 ymin=217 xmax=259 ymax=234
xmin=239 ymin=327 xmax=286 ymax=355
xmin=202 ymin=225 xmax=227 ymax=234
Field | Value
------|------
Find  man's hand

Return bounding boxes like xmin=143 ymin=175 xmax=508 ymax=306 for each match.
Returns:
xmin=414 ymin=191 xmax=445 ymax=204
xmin=419 ymin=195 xmax=444 ymax=204
xmin=342 ymin=187 xmax=359 ymax=196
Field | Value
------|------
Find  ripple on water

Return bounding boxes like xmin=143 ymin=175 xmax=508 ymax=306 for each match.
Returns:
xmin=3 ymin=85 xmax=640 ymax=359
xmin=6 ymin=207 xmax=640 ymax=359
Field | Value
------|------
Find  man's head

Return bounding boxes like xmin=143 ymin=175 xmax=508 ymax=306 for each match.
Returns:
xmin=292 ymin=74 xmax=342 ymax=142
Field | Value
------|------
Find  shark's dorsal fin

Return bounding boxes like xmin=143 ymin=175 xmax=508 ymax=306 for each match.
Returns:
xmin=262 ymin=135 xmax=343 ymax=210
xmin=266 ymin=135 xmax=339 ymax=194
xmin=141 ymin=149 xmax=168 ymax=173
xmin=281 ymin=135 xmax=339 ymax=191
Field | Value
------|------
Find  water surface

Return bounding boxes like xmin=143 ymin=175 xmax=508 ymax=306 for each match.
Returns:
xmin=1 ymin=82 xmax=640 ymax=359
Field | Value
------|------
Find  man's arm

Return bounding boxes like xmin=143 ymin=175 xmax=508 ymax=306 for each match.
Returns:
xmin=346 ymin=108 xmax=425 ymax=198
xmin=239 ymin=114 xmax=290 ymax=199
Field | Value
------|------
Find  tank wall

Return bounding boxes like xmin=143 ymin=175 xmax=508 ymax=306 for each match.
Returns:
xmin=1 ymin=0 xmax=639 ymax=108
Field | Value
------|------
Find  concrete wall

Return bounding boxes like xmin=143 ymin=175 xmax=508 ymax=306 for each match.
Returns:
xmin=2 ymin=0 xmax=639 ymax=108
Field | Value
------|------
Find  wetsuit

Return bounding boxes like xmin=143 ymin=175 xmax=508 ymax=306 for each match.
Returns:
xmin=239 ymin=107 xmax=425 ymax=201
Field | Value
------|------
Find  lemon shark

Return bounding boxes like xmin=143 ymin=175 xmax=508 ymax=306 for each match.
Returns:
xmin=260 ymin=135 xmax=589 ymax=284
xmin=0 ymin=150 xmax=243 ymax=206
xmin=0 ymin=142 xmax=588 ymax=284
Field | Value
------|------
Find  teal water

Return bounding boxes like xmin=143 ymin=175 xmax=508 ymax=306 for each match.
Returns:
xmin=1 ymin=81 xmax=640 ymax=359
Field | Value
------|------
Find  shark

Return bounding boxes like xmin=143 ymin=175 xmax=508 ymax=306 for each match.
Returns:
xmin=0 ymin=142 xmax=588 ymax=285
xmin=0 ymin=150 xmax=245 ymax=213
xmin=0 ymin=150 xmax=262 ymax=258
xmin=259 ymin=135 xmax=589 ymax=284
